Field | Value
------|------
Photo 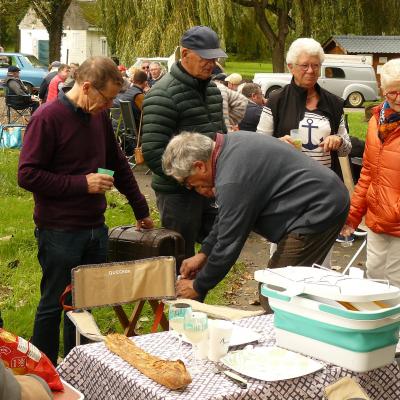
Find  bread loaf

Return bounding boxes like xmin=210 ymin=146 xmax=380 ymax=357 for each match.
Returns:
xmin=105 ymin=334 xmax=192 ymax=390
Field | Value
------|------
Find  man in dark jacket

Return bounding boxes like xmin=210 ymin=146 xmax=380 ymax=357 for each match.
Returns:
xmin=112 ymin=69 xmax=147 ymax=154
xmin=239 ymin=83 xmax=264 ymax=131
xmin=5 ymin=66 xmax=39 ymax=112
xmin=162 ymin=132 xmax=350 ymax=300
xmin=38 ymin=61 xmax=61 ymax=103
xmin=142 ymin=26 xmax=227 ymax=259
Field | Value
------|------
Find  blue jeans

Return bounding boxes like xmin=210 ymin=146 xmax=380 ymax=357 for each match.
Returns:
xmin=32 ymin=226 xmax=108 ymax=365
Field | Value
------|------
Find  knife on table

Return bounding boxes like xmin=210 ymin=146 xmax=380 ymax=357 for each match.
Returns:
xmin=217 ymin=366 xmax=248 ymax=389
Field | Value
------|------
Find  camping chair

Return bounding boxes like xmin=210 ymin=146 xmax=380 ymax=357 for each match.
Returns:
xmin=64 ymin=256 xmax=176 ymax=345
xmin=109 ymin=107 xmax=123 ymax=139
xmin=119 ymin=100 xmax=138 ymax=168
xmin=4 ymin=86 xmax=34 ymax=124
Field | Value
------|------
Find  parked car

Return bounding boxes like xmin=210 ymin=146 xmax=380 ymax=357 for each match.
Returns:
xmin=0 ymin=52 xmax=48 ymax=92
xmin=254 ymin=61 xmax=380 ymax=107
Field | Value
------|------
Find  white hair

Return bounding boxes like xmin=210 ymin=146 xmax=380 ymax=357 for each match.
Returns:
xmin=286 ymin=38 xmax=325 ymax=65
xmin=162 ymin=132 xmax=214 ymax=181
xmin=380 ymin=58 xmax=400 ymax=90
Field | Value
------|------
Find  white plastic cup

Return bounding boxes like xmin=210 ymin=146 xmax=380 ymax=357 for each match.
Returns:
xmin=290 ymin=129 xmax=302 ymax=151
xmin=207 ymin=320 xmax=233 ymax=362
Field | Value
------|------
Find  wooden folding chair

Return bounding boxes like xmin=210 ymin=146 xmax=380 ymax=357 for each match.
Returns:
xmin=64 ymin=256 xmax=176 ymax=345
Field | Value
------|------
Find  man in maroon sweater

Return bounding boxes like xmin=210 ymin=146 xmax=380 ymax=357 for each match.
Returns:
xmin=18 ymin=56 xmax=153 ymax=366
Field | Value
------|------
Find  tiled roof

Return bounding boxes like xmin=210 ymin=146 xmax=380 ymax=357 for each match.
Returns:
xmin=328 ymin=35 xmax=400 ymax=54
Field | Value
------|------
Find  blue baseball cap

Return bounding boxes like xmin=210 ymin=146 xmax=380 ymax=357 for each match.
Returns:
xmin=8 ymin=66 xmax=20 ymax=73
xmin=181 ymin=26 xmax=227 ymax=59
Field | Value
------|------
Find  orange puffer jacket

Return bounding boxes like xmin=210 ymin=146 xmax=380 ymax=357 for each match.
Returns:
xmin=346 ymin=108 xmax=400 ymax=237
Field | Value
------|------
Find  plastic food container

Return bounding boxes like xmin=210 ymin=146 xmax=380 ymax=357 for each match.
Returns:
xmin=255 ymin=266 xmax=400 ymax=372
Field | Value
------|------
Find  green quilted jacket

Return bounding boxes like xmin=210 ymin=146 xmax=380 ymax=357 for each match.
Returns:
xmin=142 ymin=62 xmax=226 ymax=193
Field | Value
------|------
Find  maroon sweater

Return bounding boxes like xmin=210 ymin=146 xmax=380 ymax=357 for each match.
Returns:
xmin=18 ymin=93 xmax=149 ymax=229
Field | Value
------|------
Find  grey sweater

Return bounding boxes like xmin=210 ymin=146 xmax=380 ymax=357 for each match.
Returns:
xmin=194 ymin=131 xmax=349 ymax=295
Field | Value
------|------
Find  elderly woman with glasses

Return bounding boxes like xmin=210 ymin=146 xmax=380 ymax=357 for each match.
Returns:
xmin=341 ymin=58 xmax=400 ymax=288
xmin=257 ymin=38 xmax=352 ymax=267
xmin=257 ymin=37 xmax=351 ymax=169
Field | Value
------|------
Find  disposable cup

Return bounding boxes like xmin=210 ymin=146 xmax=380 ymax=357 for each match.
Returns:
xmin=208 ymin=320 xmax=233 ymax=362
xmin=290 ymin=129 xmax=302 ymax=151
xmin=97 ymin=168 xmax=114 ymax=176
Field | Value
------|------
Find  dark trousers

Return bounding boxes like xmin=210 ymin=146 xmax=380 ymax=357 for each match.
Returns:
xmin=269 ymin=219 xmax=345 ymax=268
xmin=156 ymin=191 xmax=218 ymax=259
xmin=32 ymin=226 xmax=108 ymax=366
xmin=0 ymin=312 xmax=3 ymax=328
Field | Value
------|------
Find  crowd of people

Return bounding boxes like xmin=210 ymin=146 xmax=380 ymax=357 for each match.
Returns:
xmin=1 ymin=23 xmax=400 ymax=398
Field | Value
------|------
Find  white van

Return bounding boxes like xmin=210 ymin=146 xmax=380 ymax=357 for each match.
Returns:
xmin=254 ymin=60 xmax=379 ymax=107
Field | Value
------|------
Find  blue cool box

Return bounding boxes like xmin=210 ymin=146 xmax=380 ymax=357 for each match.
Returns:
xmin=256 ymin=266 xmax=400 ymax=372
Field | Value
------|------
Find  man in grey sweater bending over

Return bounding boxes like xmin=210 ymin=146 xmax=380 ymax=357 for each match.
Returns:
xmin=162 ymin=131 xmax=349 ymax=301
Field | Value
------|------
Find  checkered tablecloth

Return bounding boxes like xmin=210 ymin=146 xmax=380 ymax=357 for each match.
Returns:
xmin=57 ymin=314 xmax=400 ymax=400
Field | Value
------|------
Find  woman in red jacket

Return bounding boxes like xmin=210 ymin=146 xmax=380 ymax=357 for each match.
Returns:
xmin=342 ymin=58 xmax=400 ymax=288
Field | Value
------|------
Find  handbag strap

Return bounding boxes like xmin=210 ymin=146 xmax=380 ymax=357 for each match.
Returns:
xmin=136 ymin=110 xmax=143 ymax=149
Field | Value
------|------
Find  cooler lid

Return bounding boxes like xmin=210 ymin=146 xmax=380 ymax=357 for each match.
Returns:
xmin=254 ymin=265 xmax=400 ymax=302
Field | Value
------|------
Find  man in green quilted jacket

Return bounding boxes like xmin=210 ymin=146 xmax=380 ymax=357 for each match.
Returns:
xmin=142 ymin=26 xmax=227 ymax=263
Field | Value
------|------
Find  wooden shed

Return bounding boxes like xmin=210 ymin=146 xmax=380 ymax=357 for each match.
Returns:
xmin=323 ymin=35 xmax=400 ymax=85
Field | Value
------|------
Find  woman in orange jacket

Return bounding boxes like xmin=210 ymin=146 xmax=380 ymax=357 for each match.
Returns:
xmin=342 ymin=58 xmax=400 ymax=288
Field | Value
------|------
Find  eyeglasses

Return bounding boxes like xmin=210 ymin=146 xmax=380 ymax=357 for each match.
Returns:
xmin=141 ymin=65 xmax=150 ymax=70
xmin=92 ymin=86 xmax=115 ymax=103
xmin=384 ymin=91 xmax=400 ymax=100
xmin=295 ymin=63 xmax=321 ymax=71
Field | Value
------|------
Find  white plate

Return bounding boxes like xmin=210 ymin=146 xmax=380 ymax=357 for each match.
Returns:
xmin=220 ymin=346 xmax=323 ymax=381
xmin=181 ymin=325 xmax=260 ymax=347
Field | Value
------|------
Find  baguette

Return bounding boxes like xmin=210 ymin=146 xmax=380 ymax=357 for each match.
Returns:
xmin=105 ymin=334 xmax=192 ymax=390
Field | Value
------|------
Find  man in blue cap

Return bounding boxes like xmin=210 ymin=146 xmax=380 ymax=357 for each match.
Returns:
xmin=142 ymin=26 xmax=227 ymax=266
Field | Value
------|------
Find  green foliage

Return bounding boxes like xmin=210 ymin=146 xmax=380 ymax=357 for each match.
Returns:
xmin=0 ymin=0 xmax=31 ymax=50
xmin=97 ymin=0 xmax=270 ymax=64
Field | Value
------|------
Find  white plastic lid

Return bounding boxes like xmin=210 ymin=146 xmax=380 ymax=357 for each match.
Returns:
xmin=254 ymin=266 xmax=400 ymax=302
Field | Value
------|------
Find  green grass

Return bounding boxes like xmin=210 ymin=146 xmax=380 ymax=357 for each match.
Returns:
xmin=0 ymin=149 xmax=246 ymax=353
xmin=224 ymin=60 xmax=272 ymax=80
xmin=347 ymin=112 xmax=368 ymax=140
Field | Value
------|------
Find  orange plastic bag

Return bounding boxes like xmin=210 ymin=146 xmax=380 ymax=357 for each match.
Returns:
xmin=0 ymin=328 xmax=64 ymax=391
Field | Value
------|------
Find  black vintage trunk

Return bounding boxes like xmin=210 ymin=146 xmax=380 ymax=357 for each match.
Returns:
xmin=108 ymin=226 xmax=185 ymax=274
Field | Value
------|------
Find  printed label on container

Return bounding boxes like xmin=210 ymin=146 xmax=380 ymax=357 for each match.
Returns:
xmin=17 ymin=337 xmax=29 ymax=354
xmin=27 ymin=343 xmax=42 ymax=362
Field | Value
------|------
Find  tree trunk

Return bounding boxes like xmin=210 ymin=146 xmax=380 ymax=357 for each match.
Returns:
xmin=232 ymin=0 xmax=292 ymax=72
xmin=32 ymin=0 xmax=72 ymax=64
xmin=48 ymin=21 xmax=63 ymax=63
xmin=271 ymin=41 xmax=286 ymax=72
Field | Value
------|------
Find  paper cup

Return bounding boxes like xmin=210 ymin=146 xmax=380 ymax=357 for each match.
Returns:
xmin=97 ymin=168 xmax=114 ymax=176
xmin=208 ymin=320 xmax=233 ymax=362
xmin=290 ymin=129 xmax=302 ymax=151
